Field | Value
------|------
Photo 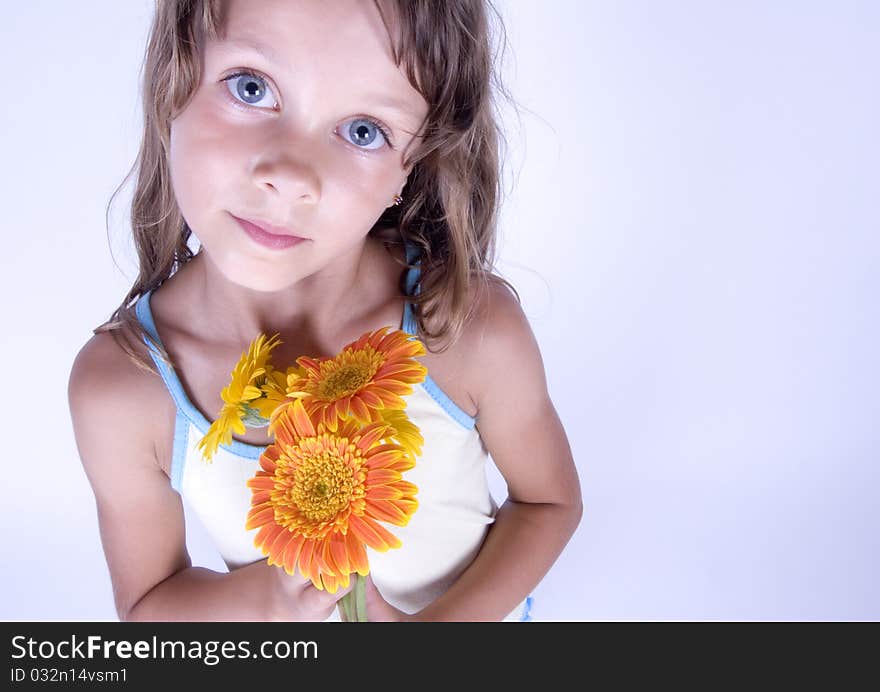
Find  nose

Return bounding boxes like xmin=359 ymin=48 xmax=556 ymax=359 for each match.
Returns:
xmin=251 ymin=130 xmax=322 ymax=204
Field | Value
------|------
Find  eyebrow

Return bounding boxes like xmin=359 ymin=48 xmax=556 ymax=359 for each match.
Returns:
xmin=216 ymin=37 xmax=423 ymax=125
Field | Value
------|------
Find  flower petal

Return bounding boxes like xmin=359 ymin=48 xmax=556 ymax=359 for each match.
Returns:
xmin=245 ymin=504 xmax=275 ymax=530
xmin=298 ymin=539 xmax=317 ymax=582
xmin=282 ymin=535 xmax=305 ymax=575
xmin=247 ymin=475 xmax=276 ymax=491
xmin=365 ymin=485 xmax=405 ymax=500
xmin=375 ymin=363 xmax=426 ymax=380
xmin=250 ymin=490 xmax=271 ymax=506
xmin=350 ymin=396 xmax=372 ymax=424
xmin=328 ymin=535 xmax=351 ymax=575
xmin=365 ymin=449 xmax=408 ymax=470
xmin=358 ymin=389 xmax=384 ymax=409
xmin=296 ymin=356 xmax=323 ymax=375
xmin=291 ymin=398 xmax=317 ymax=438
xmin=267 ymin=527 xmax=294 ymax=566
xmin=365 ymin=498 xmax=412 ymax=526
xmin=369 ymin=386 xmax=407 ymax=408
xmin=345 ymin=530 xmax=370 ymax=576
xmin=357 ymin=422 xmax=392 ymax=452
xmin=348 ymin=513 xmax=402 ymax=552
xmin=391 ymin=480 xmax=419 ymax=497
xmin=321 ymin=571 xmax=340 ymax=594
xmin=366 ymin=468 xmax=403 ymax=485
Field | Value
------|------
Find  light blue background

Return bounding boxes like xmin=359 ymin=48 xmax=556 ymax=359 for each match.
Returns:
xmin=1 ymin=1 xmax=876 ymax=620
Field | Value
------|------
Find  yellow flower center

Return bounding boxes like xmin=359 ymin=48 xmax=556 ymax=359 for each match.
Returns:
xmin=290 ymin=445 xmax=357 ymax=524
xmin=316 ymin=348 xmax=383 ymax=399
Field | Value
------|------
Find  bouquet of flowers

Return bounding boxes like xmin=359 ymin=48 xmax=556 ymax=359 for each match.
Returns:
xmin=197 ymin=326 xmax=427 ymax=621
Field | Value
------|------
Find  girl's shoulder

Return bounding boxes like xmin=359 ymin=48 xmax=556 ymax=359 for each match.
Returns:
xmin=447 ymin=276 xmax=530 ymax=418
xmin=69 ymin=318 xmax=172 ymax=472
xmin=409 ymin=273 xmax=523 ymax=421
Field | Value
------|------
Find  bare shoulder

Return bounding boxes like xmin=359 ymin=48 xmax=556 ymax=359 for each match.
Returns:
xmin=68 ymin=326 xmax=163 ymax=468
xmin=463 ymin=277 xmax=548 ymax=411
xmin=69 ymin=325 xmax=189 ymax=619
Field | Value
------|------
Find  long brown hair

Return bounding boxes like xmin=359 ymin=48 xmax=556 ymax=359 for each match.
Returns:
xmin=97 ymin=0 xmax=521 ymax=375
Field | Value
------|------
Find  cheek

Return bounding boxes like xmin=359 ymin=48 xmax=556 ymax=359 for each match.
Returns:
xmin=318 ymin=167 xmax=398 ymax=238
xmin=169 ymin=100 xmax=244 ymax=224
xmin=324 ymin=157 xmax=401 ymax=211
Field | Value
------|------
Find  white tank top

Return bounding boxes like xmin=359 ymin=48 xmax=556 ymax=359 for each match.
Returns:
xmin=134 ymin=243 xmax=533 ymax=622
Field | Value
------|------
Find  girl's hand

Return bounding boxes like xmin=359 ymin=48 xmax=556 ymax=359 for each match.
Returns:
xmin=269 ymin=565 xmax=354 ymax=622
xmin=338 ymin=574 xmax=414 ymax=622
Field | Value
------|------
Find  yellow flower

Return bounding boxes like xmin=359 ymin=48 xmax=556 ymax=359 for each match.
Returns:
xmin=246 ymin=398 xmax=419 ymax=593
xmin=197 ymin=333 xmax=282 ymax=463
xmin=378 ymin=407 xmax=424 ymax=459
xmin=273 ymin=326 xmax=427 ymax=435
xmin=253 ymin=364 xmax=298 ymax=419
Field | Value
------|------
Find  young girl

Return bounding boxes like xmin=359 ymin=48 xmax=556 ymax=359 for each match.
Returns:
xmin=69 ymin=0 xmax=582 ymax=622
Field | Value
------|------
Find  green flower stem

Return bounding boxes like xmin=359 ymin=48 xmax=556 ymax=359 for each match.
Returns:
xmin=339 ymin=588 xmax=354 ymax=622
xmin=355 ymin=573 xmax=368 ymax=622
xmin=339 ymin=573 xmax=368 ymax=622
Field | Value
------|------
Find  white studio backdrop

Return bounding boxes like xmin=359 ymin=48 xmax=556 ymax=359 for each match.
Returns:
xmin=0 ymin=1 xmax=877 ymax=620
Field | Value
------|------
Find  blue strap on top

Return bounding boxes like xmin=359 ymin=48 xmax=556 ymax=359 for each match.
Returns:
xmin=135 ymin=290 xmax=266 ymax=461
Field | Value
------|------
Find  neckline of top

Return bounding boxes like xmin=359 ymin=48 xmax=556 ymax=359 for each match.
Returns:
xmin=134 ymin=240 xmax=423 ymax=454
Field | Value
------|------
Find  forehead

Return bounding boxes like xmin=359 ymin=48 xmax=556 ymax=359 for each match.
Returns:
xmin=211 ymin=0 xmax=425 ymax=121
xmin=218 ymin=0 xmax=393 ymax=58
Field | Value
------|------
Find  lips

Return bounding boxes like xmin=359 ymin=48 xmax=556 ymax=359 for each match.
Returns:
xmin=231 ymin=214 xmax=306 ymax=239
xmin=231 ymin=213 xmax=309 ymax=251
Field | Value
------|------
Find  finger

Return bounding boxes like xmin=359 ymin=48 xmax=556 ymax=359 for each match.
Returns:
xmin=301 ymin=577 xmax=354 ymax=607
xmin=273 ymin=565 xmax=313 ymax=595
xmin=291 ymin=572 xmax=313 ymax=588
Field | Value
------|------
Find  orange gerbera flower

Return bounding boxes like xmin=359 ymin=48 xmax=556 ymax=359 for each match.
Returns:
xmin=246 ymin=398 xmax=419 ymax=593
xmin=279 ymin=326 xmax=427 ymax=434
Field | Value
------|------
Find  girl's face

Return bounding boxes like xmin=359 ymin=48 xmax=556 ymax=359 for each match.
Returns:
xmin=168 ymin=0 xmax=428 ymax=291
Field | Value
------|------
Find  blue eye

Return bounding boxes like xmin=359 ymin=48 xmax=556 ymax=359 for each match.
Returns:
xmin=222 ymin=71 xmax=277 ymax=109
xmin=339 ymin=117 xmax=392 ymax=151
xmin=220 ymin=69 xmax=394 ymax=151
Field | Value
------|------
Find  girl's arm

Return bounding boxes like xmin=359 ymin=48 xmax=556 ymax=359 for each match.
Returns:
xmin=68 ymin=333 xmax=344 ymax=622
xmin=417 ymin=284 xmax=583 ymax=621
